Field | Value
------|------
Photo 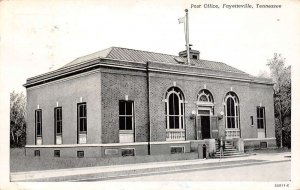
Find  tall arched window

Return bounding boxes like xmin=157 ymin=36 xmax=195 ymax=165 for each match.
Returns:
xmin=165 ymin=87 xmax=185 ymax=130
xmin=225 ymin=92 xmax=240 ymax=129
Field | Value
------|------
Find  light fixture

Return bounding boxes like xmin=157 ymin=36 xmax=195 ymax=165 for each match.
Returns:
xmin=218 ymin=111 xmax=224 ymax=120
xmin=190 ymin=110 xmax=196 ymax=119
xmin=220 ymin=111 xmax=224 ymax=116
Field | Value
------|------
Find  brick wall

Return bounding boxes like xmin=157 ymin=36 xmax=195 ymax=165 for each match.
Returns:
xmin=26 ymin=71 xmax=102 ymax=145
xmin=147 ymin=72 xmax=275 ymax=141
xmin=101 ymin=68 xmax=149 ymax=143
xmin=26 ymin=63 xmax=275 ymax=150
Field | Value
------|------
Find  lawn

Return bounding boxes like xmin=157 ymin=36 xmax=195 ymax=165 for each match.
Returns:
xmin=10 ymin=148 xmax=199 ymax=172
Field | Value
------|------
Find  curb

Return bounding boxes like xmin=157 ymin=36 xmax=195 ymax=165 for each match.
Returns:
xmin=71 ymin=159 xmax=291 ymax=182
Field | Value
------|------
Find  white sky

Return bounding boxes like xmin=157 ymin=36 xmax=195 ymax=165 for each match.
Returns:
xmin=0 ymin=0 xmax=299 ymax=94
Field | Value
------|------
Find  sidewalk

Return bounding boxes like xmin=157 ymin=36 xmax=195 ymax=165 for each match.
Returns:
xmin=10 ymin=152 xmax=291 ymax=182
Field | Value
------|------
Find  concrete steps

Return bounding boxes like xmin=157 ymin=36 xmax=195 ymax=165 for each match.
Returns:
xmin=214 ymin=141 xmax=246 ymax=158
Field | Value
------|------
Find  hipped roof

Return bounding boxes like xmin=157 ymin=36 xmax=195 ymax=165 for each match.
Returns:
xmin=62 ymin=47 xmax=247 ymax=74
xmin=25 ymin=46 xmax=273 ymax=87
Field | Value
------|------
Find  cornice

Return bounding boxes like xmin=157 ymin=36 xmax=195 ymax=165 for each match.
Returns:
xmin=24 ymin=58 xmax=273 ymax=88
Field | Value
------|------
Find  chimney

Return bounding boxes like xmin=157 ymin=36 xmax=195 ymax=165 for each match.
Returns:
xmin=179 ymin=47 xmax=200 ymax=61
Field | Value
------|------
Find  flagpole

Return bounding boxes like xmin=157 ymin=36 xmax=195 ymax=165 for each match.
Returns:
xmin=185 ymin=9 xmax=190 ymax=65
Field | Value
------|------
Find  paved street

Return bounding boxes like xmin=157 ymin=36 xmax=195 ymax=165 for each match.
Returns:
xmin=110 ymin=160 xmax=290 ymax=181
xmin=11 ymin=152 xmax=291 ymax=182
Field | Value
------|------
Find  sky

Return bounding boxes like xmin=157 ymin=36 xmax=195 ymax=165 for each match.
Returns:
xmin=0 ymin=0 xmax=299 ymax=94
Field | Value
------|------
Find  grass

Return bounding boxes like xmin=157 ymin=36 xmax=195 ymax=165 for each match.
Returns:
xmin=245 ymin=147 xmax=291 ymax=154
xmin=10 ymin=148 xmax=199 ymax=172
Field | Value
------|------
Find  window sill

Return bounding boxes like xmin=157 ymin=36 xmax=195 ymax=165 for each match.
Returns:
xmin=119 ymin=130 xmax=134 ymax=134
xmin=166 ymin=129 xmax=185 ymax=132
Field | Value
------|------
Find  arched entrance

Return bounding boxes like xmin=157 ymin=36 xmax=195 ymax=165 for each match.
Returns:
xmin=196 ymin=89 xmax=214 ymax=140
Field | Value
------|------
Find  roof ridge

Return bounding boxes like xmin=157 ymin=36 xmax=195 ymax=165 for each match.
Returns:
xmin=110 ymin=46 xmax=177 ymax=58
xmin=109 ymin=47 xmax=247 ymax=74
xmin=110 ymin=46 xmax=229 ymax=64
xmin=105 ymin=47 xmax=114 ymax=57
xmin=60 ymin=46 xmax=247 ymax=75
xmin=90 ymin=47 xmax=113 ymax=57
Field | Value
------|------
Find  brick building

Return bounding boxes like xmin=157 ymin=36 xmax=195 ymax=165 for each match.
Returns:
xmin=24 ymin=47 xmax=276 ymax=158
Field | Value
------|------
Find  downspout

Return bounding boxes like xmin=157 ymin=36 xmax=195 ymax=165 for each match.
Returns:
xmin=146 ymin=62 xmax=151 ymax=155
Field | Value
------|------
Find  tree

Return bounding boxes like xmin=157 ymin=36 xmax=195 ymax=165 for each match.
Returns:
xmin=10 ymin=91 xmax=26 ymax=147
xmin=267 ymin=53 xmax=291 ymax=148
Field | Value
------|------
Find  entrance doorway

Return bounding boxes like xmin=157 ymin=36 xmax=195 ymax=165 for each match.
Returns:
xmin=196 ymin=108 xmax=212 ymax=140
xmin=201 ymin=115 xmax=210 ymax=139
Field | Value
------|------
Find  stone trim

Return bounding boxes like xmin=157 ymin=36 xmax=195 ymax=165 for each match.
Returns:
xmin=243 ymin=137 xmax=276 ymax=141
xmin=25 ymin=141 xmax=191 ymax=148
xmin=25 ymin=58 xmax=273 ymax=88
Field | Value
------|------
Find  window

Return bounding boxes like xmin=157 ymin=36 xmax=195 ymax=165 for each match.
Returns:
xmin=77 ymin=151 xmax=84 ymax=158
xmin=54 ymin=107 xmax=62 ymax=144
xmin=119 ymin=101 xmax=134 ymax=131
xmin=165 ymin=87 xmax=185 ymax=130
xmin=197 ymin=89 xmax=214 ymax=103
xmin=257 ymin=107 xmax=265 ymax=129
xmin=171 ymin=146 xmax=184 ymax=154
xmin=225 ymin=92 xmax=240 ymax=129
xmin=77 ymin=103 xmax=87 ymax=144
xmin=34 ymin=150 xmax=40 ymax=157
xmin=260 ymin=142 xmax=268 ymax=149
xmin=35 ymin=109 xmax=42 ymax=145
xmin=119 ymin=101 xmax=134 ymax=143
xmin=121 ymin=148 xmax=135 ymax=156
xmin=54 ymin=150 xmax=60 ymax=157
xmin=250 ymin=116 xmax=254 ymax=126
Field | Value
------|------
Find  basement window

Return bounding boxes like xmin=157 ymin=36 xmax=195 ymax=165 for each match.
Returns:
xmin=34 ymin=150 xmax=40 ymax=157
xmin=77 ymin=151 xmax=84 ymax=158
xmin=171 ymin=146 xmax=184 ymax=154
xmin=121 ymin=148 xmax=135 ymax=157
xmin=54 ymin=150 xmax=60 ymax=157
xmin=260 ymin=142 xmax=268 ymax=149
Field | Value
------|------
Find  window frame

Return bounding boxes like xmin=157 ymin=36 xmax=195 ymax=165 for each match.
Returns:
xmin=170 ymin=146 xmax=185 ymax=154
xmin=165 ymin=87 xmax=185 ymax=130
xmin=54 ymin=150 xmax=60 ymax=157
xmin=77 ymin=151 xmax=84 ymax=158
xmin=77 ymin=103 xmax=87 ymax=144
xmin=34 ymin=150 xmax=40 ymax=157
xmin=257 ymin=106 xmax=266 ymax=129
xmin=54 ymin=107 xmax=62 ymax=144
xmin=77 ymin=103 xmax=87 ymax=134
xmin=35 ymin=109 xmax=42 ymax=144
xmin=119 ymin=100 xmax=134 ymax=132
xmin=224 ymin=92 xmax=240 ymax=129
xmin=197 ymin=89 xmax=214 ymax=103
